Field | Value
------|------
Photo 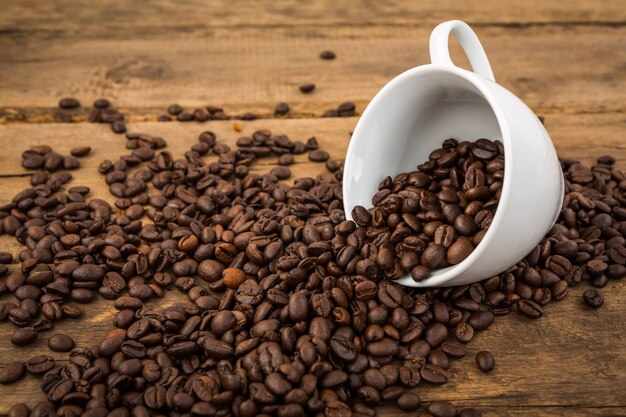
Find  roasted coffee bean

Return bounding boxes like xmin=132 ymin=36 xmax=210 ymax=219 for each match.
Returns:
xmin=299 ymin=83 xmax=316 ymax=93
xmin=397 ymin=392 xmax=421 ymax=411
xmin=475 ymin=350 xmax=495 ymax=372
xmin=319 ymin=50 xmax=336 ymax=60
xmin=583 ymin=289 xmax=604 ymax=308
xmin=59 ymin=97 xmax=80 ymax=109
xmin=0 ymin=361 xmax=26 ymax=385
xmin=275 ymin=102 xmax=290 ymax=115
xmin=11 ymin=327 xmax=38 ymax=346
xmin=309 ymin=150 xmax=329 ymax=162
xmin=420 ymin=364 xmax=449 ymax=384
xmin=48 ymin=334 xmax=75 ymax=352
xmin=517 ymin=299 xmax=543 ymax=319
xmin=26 ymin=355 xmax=55 ymax=375
xmin=428 ymin=401 xmax=458 ymax=417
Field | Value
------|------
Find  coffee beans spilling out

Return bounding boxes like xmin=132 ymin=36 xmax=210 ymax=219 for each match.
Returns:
xmin=351 ymin=138 xmax=503 ymax=282
xmin=1 ymin=98 xmax=625 ymax=416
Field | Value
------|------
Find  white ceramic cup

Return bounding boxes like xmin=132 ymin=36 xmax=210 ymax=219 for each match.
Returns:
xmin=343 ymin=20 xmax=564 ymax=287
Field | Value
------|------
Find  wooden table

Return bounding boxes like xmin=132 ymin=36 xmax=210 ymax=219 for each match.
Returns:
xmin=1 ymin=1 xmax=625 ymax=416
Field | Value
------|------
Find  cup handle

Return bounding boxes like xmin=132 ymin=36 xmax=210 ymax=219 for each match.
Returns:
xmin=429 ymin=20 xmax=495 ymax=82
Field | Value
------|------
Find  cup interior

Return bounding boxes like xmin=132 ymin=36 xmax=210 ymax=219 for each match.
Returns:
xmin=347 ymin=70 xmax=503 ymax=209
xmin=344 ymin=68 xmax=506 ymax=285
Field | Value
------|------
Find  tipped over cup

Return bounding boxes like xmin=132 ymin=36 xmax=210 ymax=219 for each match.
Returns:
xmin=342 ymin=20 xmax=564 ymax=287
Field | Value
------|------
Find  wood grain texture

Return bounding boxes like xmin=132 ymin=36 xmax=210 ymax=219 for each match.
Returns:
xmin=1 ymin=0 xmax=625 ymax=33
xmin=1 ymin=0 xmax=626 ymax=415
xmin=1 ymin=113 xmax=626 ymax=181
xmin=1 ymin=25 xmax=625 ymax=120
xmin=0 ymin=274 xmax=624 ymax=414
xmin=1 ymin=116 xmax=626 ymax=415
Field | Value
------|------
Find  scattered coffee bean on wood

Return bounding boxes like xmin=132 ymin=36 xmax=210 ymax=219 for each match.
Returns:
xmin=0 ymin=361 xmax=25 ymax=385
xmin=299 ymin=83 xmax=316 ymax=93
xmin=475 ymin=350 xmax=495 ymax=372
xmin=48 ymin=333 xmax=75 ymax=352
xmin=275 ymin=102 xmax=290 ymax=115
xmin=320 ymin=50 xmax=337 ymax=60
xmin=70 ymin=146 xmax=91 ymax=157
xmin=0 ymin=97 xmax=624 ymax=417
xmin=583 ymin=288 xmax=604 ymax=308
xmin=58 ymin=97 xmax=80 ymax=109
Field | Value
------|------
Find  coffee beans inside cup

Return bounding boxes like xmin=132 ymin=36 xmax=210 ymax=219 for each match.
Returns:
xmin=351 ymin=138 xmax=502 ymax=282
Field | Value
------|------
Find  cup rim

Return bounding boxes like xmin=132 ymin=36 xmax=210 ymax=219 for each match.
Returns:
xmin=343 ymin=63 xmax=517 ymax=287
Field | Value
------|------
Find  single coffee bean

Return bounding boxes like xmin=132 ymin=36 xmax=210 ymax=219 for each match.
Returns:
xmin=475 ymin=350 xmax=495 ymax=372
xmin=59 ymin=97 xmax=80 ymax=109
xmin=517 ymin=299 xmax=543 ymax=319
xmin=70 ymin=146 xmax=91 ymax=157
xmin=309 ymin=150 xmax=330 ymax=162
xmin=0 ymin=361 xmax=26 ymax=385
xmin=319 ymin=51 xmax=336 ymax=60
xmin=420 ymin=364 xmax=448 ymax=384
xmin=223 ymin=267 xmax=247 ymax=289
xmin=583 ymin=288 xmax=604 ymax=308
xmin=397 ymin=392 xmax=421 ymax=411
xmin=48 ymin=334 xmax=75 ymax=352
xmin=275 ymin=102 xmax=290 ymax=115
xmin=299 ymin=83 xmax=316 ymax=93
xmin=428 ymin=401 xmax=458 ymax=417
xmin=26 ymin=355 xmax=55 ymax=375
xmin=11 ymin=327 xmax=38 ymax=346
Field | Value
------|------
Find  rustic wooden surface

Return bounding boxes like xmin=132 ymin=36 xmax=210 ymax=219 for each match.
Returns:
xmin=1 ymin=1 xmax=625 ymax=416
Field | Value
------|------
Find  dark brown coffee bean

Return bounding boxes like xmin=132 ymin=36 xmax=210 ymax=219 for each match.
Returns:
xmin=583 ymin=288 xmax=604 ymax=308
xmin=428 ymin=400 xmax=458 ymax=417
xmin=0 ymin=361 xmax=26 ymax=385
xmin=275 ymin=102 xmax=290 ymax=115
xmin=299 ymin=83 xmax=316 ymax=93
xmin=309 ymin=150 xmax=330 ymax=162
xmin=471 ymin=139 xmax=497 ymax=160
xmin=11 ymin=327 xmax=38 ymax=346
xmin=420 ymin=363 xmax=448 ymax=384
xmin=319 ymin=51 xmax=336 ymax=60
xmin=48 ymin=334 xmax=75 ymax=352
xmin=26 ymin=355 xmax=55 ymax=375
xmin=447 ymin=237 xmax=474 ymax=264
xmin=517 ymin=299 xmax=543 ymax=319
xmin=0 ymin=252 xmax=13 ymax=264
xmin=59 ymin=97 xmax=80 ymax=109
xmin=424 ymin=323 xmax=448 ymax=347
xmin=397 ymin=392 xmax=421 ymax=411
xmin=475 ymin=350 xmax=495 ymax=372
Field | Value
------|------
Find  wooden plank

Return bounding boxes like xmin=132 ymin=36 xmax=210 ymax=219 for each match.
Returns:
xmin=0 ymin=115 xmax=626 ymax=413
xmin=1 ymin=0 xmax=624 ymax=32
xmin=1 ymin=113 xmax=626 ymax=184
xmin=1 ymin=26 xmax=625 ymax=119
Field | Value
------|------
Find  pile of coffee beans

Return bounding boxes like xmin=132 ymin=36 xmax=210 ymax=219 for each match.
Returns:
xmin=0 ymin=99 xmax=624 ymax=417
xmin=351 ymin=138 xmax=502 ymax=282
